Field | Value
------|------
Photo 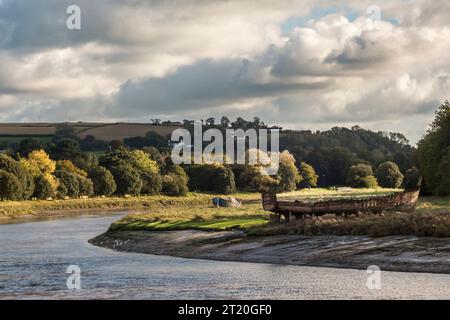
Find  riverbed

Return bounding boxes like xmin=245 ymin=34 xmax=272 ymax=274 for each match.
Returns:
xmin=1 ymin=213 xmax=450 ymax=299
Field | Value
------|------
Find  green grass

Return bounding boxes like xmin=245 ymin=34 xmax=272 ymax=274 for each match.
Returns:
xmin=107 ymin=191 xmax=450 ymax=238
xmin=111 ymin=217 xmax=267 ymax=232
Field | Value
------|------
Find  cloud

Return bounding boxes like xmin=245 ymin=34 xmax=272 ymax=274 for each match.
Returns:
xmin=0 ymin=0 xmax=449 ymax=143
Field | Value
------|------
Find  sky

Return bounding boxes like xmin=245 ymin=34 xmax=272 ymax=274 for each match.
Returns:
xmin=0 ymin=0 xmax=449 ymax=144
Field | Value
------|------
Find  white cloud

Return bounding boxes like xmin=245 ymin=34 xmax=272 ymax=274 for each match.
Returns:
xmin=0 ymin=0 xmax=449 ymax=143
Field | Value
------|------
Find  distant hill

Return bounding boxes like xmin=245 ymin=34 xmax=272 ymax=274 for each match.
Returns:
xmin=0 ymin=122 xmax=182 ymax=142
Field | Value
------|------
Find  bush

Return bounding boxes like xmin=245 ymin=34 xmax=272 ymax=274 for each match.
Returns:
xmin=360 ymin=175 xmax=379 ymax=188
xmin=161 ymin=165 xmax=189 ymax=196
xmin=186 ymin=164 xmax=236 ymax=194
xmin=55 ymin=170 xmax=80 ymax=198
xmin=33 ymin=175 xmax=55 ymax=200
xmin=89 ymin=166 xmax=117 ymax=196
xmin=346 ymin=163 xmax=378 ymax=188
xmin=234 ymin=165 xmax=264 ymax=192
xmin=140 ymin=170 xmax=162 ymax=195
xmin=298 ymin=162 xmax=318 ymax=188
xmin=110 ymin=165 xmax=143 ymax=196
xmin=0 ymin=169 xmax=22 ymax=200
xmin=161 ymin=174 xmax=188 ymax=196
xmin=375 ymin=161 xmax=404 ymax=188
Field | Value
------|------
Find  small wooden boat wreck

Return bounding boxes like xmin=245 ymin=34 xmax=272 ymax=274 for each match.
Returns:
xmin=262 ymin=183 xmax=421 ymax=223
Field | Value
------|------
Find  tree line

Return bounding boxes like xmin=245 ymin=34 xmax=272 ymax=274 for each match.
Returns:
xmin=0 ymin=101 xmax=448 ymax=199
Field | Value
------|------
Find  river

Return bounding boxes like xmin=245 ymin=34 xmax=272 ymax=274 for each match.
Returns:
xmin=1 ymin=213 xmax=450 ymax=299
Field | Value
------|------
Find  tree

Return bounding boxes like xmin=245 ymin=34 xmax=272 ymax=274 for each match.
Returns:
xmin=76 ymin=175 xmax=94 ymax=197
xmin=404 ymin=167 xmax=421 ymax=190
xmin=417 ymin=101 xmax=450 ymax=195
xmin=56 ymin=160 xmax=87 ymax=177
xmin=128 ymin=150 xmax=162 ymax=195
xmin=50 ymin=139 xmax=81 ymax=160
xmin=375 ymin=161 xmax=404 ymax=189
xmin=55 ymin=170 xmax=80 ymax=198
xmin=0 ymin=154 xmax=34 ymax=200
xmin=234 ymin=165 xmax=263 ymax=192
xmin=33 ymin=175 xmax=55 ymax=200
xmin=17 ymin=138 xmax=44 ymax=157
xmin=88 ymin=166 xmax=117 ymax=196
xmin=52 ymin=124 xmax=77 ymax=142
xmin=186 ymin=164 xmax=236 ymax=194
xmin=437 ymin=148 xmax=450 ymax=196
xmin=72 ymin=153 xmax=99 ymax=171
xmin=56 ymin=183 xmax=68 ymax=199
xmin=144 ymin=131 xmax=168 ymax=149
xmin=346 ymin=164 xmax=378 ymax=188
xmin=110 ymin=165 xmax=143 ymax=196
xmin=298 ymin=162 xmax=318 ymax=188
xmin=109 ymin=140 xmax=124 ymax=151
xmin=20 ymin=150 xmax=57 ymax=195
xmin=277 ymin=151 xmax=300 ymax=192
xmin=20 ymin=149 xmax=56 ymax=176
xmin=0 ymin=169 xmax=22 ymax=200
xmin=220 ymin=116 xmax=231 ymax=128
xmin=162 ymin=173 xmax=189 ymax=196
xmin=205 ymin=118 xmax=216 ymax=126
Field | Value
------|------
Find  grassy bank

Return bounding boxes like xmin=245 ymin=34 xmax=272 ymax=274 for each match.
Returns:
xmin=0 ymin=187 xmax=394 ymax=218
xmin=109 ymin=190 xmax=450 ymax=238
xmin=0 ymin=193 xmax=241 ymax=218
xmin=5 ymin=187 xmax=449 ymax=238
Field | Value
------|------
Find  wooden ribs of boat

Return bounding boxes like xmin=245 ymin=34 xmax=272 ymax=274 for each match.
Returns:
xmin=261 ymin=187 xmax=421 ymax=219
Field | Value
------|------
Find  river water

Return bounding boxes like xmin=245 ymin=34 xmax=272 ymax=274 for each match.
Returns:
xmin=1 ymin=213 xmax=450 ymax=300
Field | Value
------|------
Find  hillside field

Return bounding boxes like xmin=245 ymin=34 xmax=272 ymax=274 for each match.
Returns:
xmin=0 ymin=122 xmax=181 ymax=143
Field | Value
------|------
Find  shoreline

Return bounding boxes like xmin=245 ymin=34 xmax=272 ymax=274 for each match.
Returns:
xmin=90 ymin=229 xmax=450 ymax=274
xmin=0 ymin=207 xmax=132 ymax=224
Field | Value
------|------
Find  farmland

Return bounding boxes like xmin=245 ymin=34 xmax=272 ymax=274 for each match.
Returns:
xmin=0 ymin=122 xmax=181 ymax=144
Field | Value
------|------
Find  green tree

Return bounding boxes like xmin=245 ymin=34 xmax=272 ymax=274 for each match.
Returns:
xmin=161 ymin=164 xmax=189 ymax=196
xmin=129 ymin=150 xmax=162 ymax=195
xmin=277 ymin=151 xmax=300 ymax=192
xmin=298 ymin=162 xmax=318 ymax=188
xmin=346 ymin=163 xmax=378 ymax=188
xmin=417 ymin=101 xmax=450 ymax=195
xmin=17 ymin=138 xmax=44 ymax=157
xmin=0 ymin=169 xmax=22 ymax=200
xmin=50 ymin=139 xmax=81 ymax=160
xmin=56 ymin=183 xmax=68 ymax=199
xmin=437 ymin=148 xmax=450 ymax=196
xmin=33 ymin=175 xmax=55 ymax=200
xmin=0 ymin=154 xmax=34 ymax=200
xmin=110 ymin=165 xmax=143 ymax=196
xmin=88 ymin=166 xmax=117 ymax=196
xmin=77 ymin=175 xmax=94 ymax=196
xmin=55 ymin=170 xmax=80 ymax=198
xmin=404 ymin=167 xmax=421 ymax=190
xmin=375 ymin=161 xmax=404 ymax=188
xmin=186 ymin=164 xmax=236 ymax=194
xmin=56 ymin=160 xmax=88 ymax=177
xmin=162 ymin=173 xmax=189 ymax=196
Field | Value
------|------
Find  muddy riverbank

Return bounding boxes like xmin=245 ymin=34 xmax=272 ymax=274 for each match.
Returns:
xmin=90 ymin=230 xmax=450 ymax=274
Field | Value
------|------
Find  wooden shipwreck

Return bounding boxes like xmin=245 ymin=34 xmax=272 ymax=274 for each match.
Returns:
xmin=262 ymin=183 xmax=421 ymax=223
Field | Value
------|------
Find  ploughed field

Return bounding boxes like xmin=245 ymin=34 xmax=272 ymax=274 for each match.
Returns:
xmin=0 ymin=122 xmax=180 ymax=143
